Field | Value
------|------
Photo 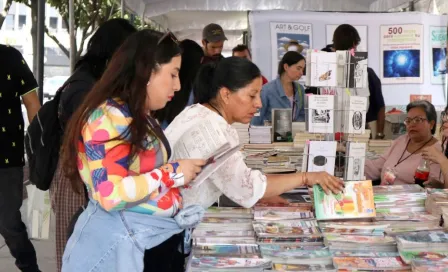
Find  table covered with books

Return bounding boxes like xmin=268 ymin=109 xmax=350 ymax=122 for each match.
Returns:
xmin=185 ymin=184 xmax=448 ymax=272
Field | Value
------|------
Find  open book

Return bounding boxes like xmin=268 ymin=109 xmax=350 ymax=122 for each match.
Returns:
xmin=170 ymin=119 xmax=241 ymax=188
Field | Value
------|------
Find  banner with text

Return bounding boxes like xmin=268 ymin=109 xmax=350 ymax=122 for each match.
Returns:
xmin=429 ymin=26 xmax=447 ymax=85
xmin=380 ymin=24 xmax=424 ymax=84
xmin=270 ymin=22 xmax=312 ymax=80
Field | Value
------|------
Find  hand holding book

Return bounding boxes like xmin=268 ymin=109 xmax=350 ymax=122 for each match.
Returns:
xmin=304 ymin=172 xmax=344 ymax=195
xmin=175 ymin=159 xmax=207 ymax=185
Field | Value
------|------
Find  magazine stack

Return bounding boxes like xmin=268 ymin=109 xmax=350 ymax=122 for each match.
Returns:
xmin=425 ymin=189 xmax=448 ymax=219
xmin=232 ymin=122 xmax=250 ymax=144
xmin=252 ymin=202 xmax=336 ymax=271
xmin=396 ymin=231 xmax=448 ymax=266
xmin=187 ymin=207 xmax=272 ymax=272
xmin=249 ymin=126 xmax=272 ymax=144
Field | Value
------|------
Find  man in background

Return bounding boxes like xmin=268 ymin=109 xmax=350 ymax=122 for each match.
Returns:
xmin=232 ymin=44 xmax=268 ymax=85
xmin=332 ymin=24 xmax=386 ymax=139
xmin=201 ymin=23 xmax=227 ymax=64
xmin=0 ymin=44 xmax=41 ymax=272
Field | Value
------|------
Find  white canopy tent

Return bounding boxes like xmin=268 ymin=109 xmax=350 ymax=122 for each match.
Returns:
xmin=123 ymin=0 xmax=446 ymax=55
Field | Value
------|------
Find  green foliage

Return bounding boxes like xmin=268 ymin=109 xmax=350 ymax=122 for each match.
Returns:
xmin=14 ymin=0 xmax=153 ymax=60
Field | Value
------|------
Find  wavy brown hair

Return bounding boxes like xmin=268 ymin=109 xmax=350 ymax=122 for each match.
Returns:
xmin=61 ymin=29 xmax=181 ymax=193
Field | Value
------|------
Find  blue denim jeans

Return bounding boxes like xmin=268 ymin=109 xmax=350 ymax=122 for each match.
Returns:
xmin=62 ymin=201 xmax=204 ymax=272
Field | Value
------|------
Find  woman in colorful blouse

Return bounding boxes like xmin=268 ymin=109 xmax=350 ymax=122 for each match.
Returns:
xmin=165 ymin=57 xmax=344 ymax=210
xmin=60 ymin=30 xmax=205 ymax=271
xmin=251 ymin=51 xmax=306 ymax=125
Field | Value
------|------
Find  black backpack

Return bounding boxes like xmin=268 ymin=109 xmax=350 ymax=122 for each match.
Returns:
xmin=25 ymin=83 xmax=69 ymax=191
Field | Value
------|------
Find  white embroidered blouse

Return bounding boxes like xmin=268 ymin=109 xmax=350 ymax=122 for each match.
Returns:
xmin=164 ymin=104 xmax=267 ymax=209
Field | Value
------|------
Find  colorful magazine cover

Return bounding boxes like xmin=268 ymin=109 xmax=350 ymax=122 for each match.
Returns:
xmin=192 ymin=245 xmax=260 ymax=256
xmin=189 ymin=256 xmax=271 ymax=269
xmin=313 ymin=180 xmax=376 ymax=220
xmin=272 ymin=263 xmax=336 ymax=271
xmin=396 ymin=231 xmax=448 ymax=245
xmin=259 ymin=245 xmax=331 ymax=259
xmin=257 ymin=236 xmax=324 ymax=245
xmin=373 ymin=185 xmax=424 ymax=194
xmin=253 ymin=220 xmax=320 ymax=237
xmin=333 ymin=257 xmax=410 ymax=269
xmin=400 ymin=251 xmax=448 ymax=264
xmin=412 ymin=258 xmax=448 ymax=272
xmin=331 ymin=251 xmax=400 ymax=258
xmin=320 ymin=226 xmax=385 ymax=236
xmin=254 ymin=208 xmax=313 ymax=221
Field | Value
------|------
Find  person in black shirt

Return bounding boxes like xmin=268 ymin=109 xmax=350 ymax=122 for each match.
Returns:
xmin=0 ymin=44 xmax=41 ymax=272
xmin=306 ymin=26 xmax=386 ymax=139
xmin=332 ymin=24 xmax=386 ymax=139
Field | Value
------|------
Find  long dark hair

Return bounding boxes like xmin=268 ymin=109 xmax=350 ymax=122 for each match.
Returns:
xmin=194 ymin=57 xmax=261 ymax=104
xmin=154 ymin=39 xmax=203 ymax=125
xmin=75 ymin=18 xmax=137 ymax=79
xmin=62 ymin=29 xmax=181 ymax=193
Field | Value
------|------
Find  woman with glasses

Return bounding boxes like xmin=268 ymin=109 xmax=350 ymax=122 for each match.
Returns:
xmin=251 ymin=51 xmax=306 ymax=125
xmin=421 ymin=106 xmax=448 ymax=188
xmin=59 ymin=30 xmax=206 ymax=271
xmin=365 ymin=100 xmax=442 ymax=185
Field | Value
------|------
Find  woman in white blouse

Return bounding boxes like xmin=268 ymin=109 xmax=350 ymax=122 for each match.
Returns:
xmin=165 ymin=57 xmax=344 ymax=209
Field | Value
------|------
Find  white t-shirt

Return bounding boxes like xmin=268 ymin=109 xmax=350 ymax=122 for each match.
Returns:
xmin=164 ymin=104 xmax=267 ymax=209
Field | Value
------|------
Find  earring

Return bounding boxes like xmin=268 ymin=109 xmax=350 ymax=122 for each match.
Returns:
xmin=147 ymin=81 xmax=150 ymax=86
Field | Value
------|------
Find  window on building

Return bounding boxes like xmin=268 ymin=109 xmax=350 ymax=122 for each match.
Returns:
xmin=4 ymin=14 xmax=14 ymax=30
xmin=49 ymin=16 xmax=58 ymax=29
xmin=18 ymin=15 xmax=27 ymax=29
xmin=61 ymin=19 xmax=68 ymax=30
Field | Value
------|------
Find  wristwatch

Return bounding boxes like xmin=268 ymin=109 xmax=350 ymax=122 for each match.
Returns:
xmin=376 ymin=132 xmax=385 ymax=139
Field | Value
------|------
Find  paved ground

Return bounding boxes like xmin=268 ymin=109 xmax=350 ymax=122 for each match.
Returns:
xmin=0 ymin=164 xmax=57 ymax=272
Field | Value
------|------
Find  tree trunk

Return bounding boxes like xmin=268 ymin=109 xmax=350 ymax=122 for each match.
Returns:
xmin=0 ymin=0 xmax=13 ymax=29
xmin=30 ymin=0 xmax=38 ymax=75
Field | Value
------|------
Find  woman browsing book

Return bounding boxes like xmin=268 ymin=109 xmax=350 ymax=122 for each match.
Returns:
xmin=365 ymin=100 xmax=442 ymax=186
xmin=59 ymin=30 xmax=206 ymax=271
xmin=164 ymin=57 xmax=344 ymax=209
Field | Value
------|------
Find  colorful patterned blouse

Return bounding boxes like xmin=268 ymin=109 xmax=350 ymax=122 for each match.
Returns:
xmin=78 ymin=98 xmax=185 ymax=216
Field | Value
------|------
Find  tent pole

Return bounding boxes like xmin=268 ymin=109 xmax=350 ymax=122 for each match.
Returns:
xmin=69 ymin=0 xmax=75 ymax=72
xmin=121 ymin=0 xmax=125 ymax=17
xmin=36 ymin=0 xmax=45 ymax=104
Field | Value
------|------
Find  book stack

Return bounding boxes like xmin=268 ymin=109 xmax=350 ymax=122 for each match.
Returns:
xmin=373 ymin=185 xmax=428 ymax=215
xmin=411 ymin=258 xmax=448 ymax=272
xmin=368 ymin=140 xmax=393 ymax=155
xmin=232 ymin=122 xmax=250 ymax=144
xmin=242 ymin=144 xmax=301 ymax=174
xmin=396 ymin=231 xmax=448 ymax=265
xmin=187 ymin=207 xmax=272 ymax=272
xmin=252 ymin=201 xmax=337 ymax=271
xmin=249 ymin=126 xmax=272 ymax=144
xmin=344 ymin=129 xmax=371 ymax=145
xmin=313 ymin=180 xmax=415 ymax=270
xmin=293 ymin=132 xmax=325 ymax=149
xmin=425 ymin=189 xmax=448 ymax=220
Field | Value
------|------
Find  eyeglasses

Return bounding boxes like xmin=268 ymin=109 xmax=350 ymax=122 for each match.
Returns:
xmin=157 ymin=29 xmax=180 ymax=46
xmin=404 ymin=117 xmax=428 ymax=125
